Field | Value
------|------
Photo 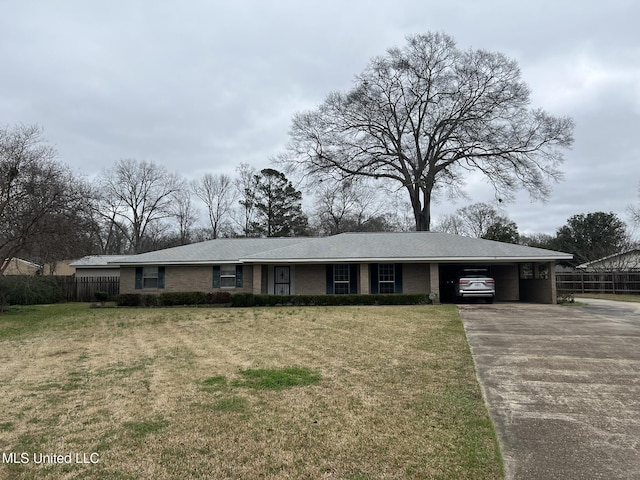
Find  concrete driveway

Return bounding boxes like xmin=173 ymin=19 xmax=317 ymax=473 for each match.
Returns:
xmin=459 ymin=300 xmax=640 ymax=480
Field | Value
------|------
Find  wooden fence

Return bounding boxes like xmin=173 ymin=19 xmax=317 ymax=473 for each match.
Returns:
xmin=58 ymin=276 xmax=120 ymax=302
xmin=556 ymin=271 xmax=640 ymax=295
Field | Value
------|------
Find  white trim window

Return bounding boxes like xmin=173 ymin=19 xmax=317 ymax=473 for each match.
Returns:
xmin=220 ymin=265 xmax=236 ymax=288
xmin=378 ymin=263 xmax=395 ymax=293
xmin=333 ymin=264 xmax=350 ymax=294
xmin=143 ymin=266 xmax=159 ymax=289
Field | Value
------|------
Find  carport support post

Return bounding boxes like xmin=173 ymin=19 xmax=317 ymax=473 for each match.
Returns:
xmin=549 ymin=261 xmax=558 ymax=304
xmin=429 ymin=264 xmax=440 ymax=304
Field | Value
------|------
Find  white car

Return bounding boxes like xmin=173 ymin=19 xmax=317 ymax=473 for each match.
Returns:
xmin=455 ymin=273 xmax=495 ymax=303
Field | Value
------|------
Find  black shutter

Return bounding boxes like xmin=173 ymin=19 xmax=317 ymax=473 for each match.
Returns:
xmin=349 ymin=264 xmax=358 ymax=294
xmin=369 ymin=264 xmax=378 ymax=294
xmin=394 ymin=263 xmax=403 ymax=293
xmin=326 ymin=265 xmax=333 ymax=294
xmin=158 ymin=267 xmax=165 ymax=289
xmin=212 ymin=266 xmax=220 ymax=288
xmin=135 ymin=267 xmax=143 ymax=289
xmin=235 ymin=265 xmax=243 ymax=288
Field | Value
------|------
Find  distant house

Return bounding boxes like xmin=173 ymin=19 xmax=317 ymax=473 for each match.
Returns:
xmin=69 ymin=255 xmax=133 ymax=278
xmin=110 ymin=232 xmax=572 ymax=304
xmin=43 ymin=259 xmax=79 ymax=276
xmin=576 ymin=249 xmax=640 ymax=272
xmin=1 ymin=258 xmax=43 ymax=276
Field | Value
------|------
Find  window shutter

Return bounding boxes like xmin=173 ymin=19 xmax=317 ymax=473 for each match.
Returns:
xmin=326 ymin=265 xmax=333 ymax=294
xmin=394 ymin=263 xmax=403 ymax=293
xmin=235 ymin=265 xmax=243 ymax=288
xmin=158 ymin=267 xmax=165 ymax=289
xmin=369 ymin=264 xmax=378 ymax=294
xmin=135 ymin=267 xmax=143 ymax=289
xmin=212 ymin=266 xmax=220 ymax=288
xmin=349 ymin=264 xmax=358 ymax=294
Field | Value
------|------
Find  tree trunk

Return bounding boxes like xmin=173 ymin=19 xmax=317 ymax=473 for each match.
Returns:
xmin=408 ymin=185 xmax=431 ymax=231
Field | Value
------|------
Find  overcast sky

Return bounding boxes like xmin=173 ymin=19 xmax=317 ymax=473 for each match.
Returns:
xmin=2 ymin=0 xmax=639 ymax=235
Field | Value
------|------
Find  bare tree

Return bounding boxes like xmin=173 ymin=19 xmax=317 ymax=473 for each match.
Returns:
xmin=96 ymin=159 xmax=183 ymax=253
xmin=191 ymin=172 xmax=235 ymax=239
xmin=312 ymin=179 xmax=392 ymax=235
xmin=433 ymin=213 xmax=465 ymax=235
xmin=283 ymin=32 xmax=574 ymax=231
xmin=456 ymin=203 xmax=509 ymax=238
xmin=170 ymin=189 xmax=198 ymax=245
xmin=0 ymin=125 xmax=89 ymax=274
xmin=434 ymin=202 xmax=518 ymax=242
xmin=234 ymin=163 xmax=259 ymax=236
xmin=628 ymin=181 xmax=640 ymax=226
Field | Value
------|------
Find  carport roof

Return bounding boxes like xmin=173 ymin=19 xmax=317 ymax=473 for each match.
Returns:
xmin=111 ymin=232 xmax=572 ymax=265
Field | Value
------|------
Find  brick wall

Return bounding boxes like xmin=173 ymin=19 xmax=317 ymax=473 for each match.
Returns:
xmin=493 ymin=264 xmax=519 ymax=301
xmin=120 ymin=265 xmax=253 ymax=294
xmin=402 ymin=263 xmax=431 ymax=294
xmin=294 ymin=264 xmax=326 ymax=295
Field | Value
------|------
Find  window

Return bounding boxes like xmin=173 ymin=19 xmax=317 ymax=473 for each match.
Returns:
xmin=135 ymin=266 xmax=165 ymax=289
xmin=378 ymin=263 xmax=395 ymax=293
xmin=520 ymin=263 xmax=534 ymax=279
xmin=537 ymin=263 xmax=549 ymax=279
xmin=143 ymin=267 xmax=158 ymax=288
xmin=213 ymin=265 xmax=243 ymax=288
xmin=220 ymin=265 xmax=236 ymax=288
xmin=333 ymin=265 xmax=350 ymax=294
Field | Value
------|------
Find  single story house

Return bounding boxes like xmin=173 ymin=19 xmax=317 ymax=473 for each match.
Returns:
xmin=69 ymin=255 xmax=133 ymax=278
xmin=42 ymin=259 xmax=78 ymax=276
xmin=576 ymin=248 xmax=640 ymax=272
xmin=111 ymin=232 xmax=572 ymax=304
xmin=1 ymin=258 xmax=43 ymax=276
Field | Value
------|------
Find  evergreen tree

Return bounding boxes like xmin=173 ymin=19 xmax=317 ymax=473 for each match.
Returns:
xmin=248 ymin=169 xmax=308 ymax=237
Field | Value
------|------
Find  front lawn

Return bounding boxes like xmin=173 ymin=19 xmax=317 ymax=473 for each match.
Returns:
xmin=0 ymin=304 xmax=502 ymax=479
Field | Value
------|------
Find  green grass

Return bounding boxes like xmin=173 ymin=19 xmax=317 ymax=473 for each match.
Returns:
xmin=574 ymin=293 xmax=640 ymax=303
xmin=123 ymin=419 xmax=169 ymax=439
xmin=232 ymin=367 xmax=322 ymax=390
xmin=0 ymin=304 xmax=503 ymax=479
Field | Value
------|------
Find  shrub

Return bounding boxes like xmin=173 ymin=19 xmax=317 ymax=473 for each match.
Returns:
xmin=0 ymin=276 xmax=64 ymax=306
xmin=94 ymin=291 xmax=109 ymax=305
xmin=115 ymin=294 xmax=141 ymax=307
xmin=159 ymin=292 xmax=207 ymax=306
xmin=230 ymin=293 xmax=430 ymax=307
xmin=207 ymin=291 xmax=232 ymax=304
xmin=141 ymin=294 xmax=160 ymax=307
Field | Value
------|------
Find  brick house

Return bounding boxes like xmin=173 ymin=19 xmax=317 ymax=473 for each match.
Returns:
xmin=111 ymin=232 xmax=572 ymax=304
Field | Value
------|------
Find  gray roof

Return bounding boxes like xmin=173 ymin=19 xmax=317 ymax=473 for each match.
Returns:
xmin=115 ymin=238 xmax=313 ymax=265
xmin=70 ymin=255 xmax=134 ymax=268
xmin=110 ymin=232 xmax=572 ymax=265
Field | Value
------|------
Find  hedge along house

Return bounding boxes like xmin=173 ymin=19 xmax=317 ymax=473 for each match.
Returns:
xmin=113 ymin=232 xmax=572 ymax=304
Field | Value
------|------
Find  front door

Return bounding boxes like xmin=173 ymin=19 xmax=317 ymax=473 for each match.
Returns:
xmin=274 ymin=266 xmax=290 ymax=295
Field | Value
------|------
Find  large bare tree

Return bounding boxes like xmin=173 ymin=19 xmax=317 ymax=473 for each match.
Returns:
xmin=283 ymin=32 xmax=574 ymax=231
xmin=96 ymin=159 xmax=183 ymax=253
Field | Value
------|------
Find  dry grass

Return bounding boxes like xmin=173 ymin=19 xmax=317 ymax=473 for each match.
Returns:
xmin=0 ymin=304 xmax=502 ymax=479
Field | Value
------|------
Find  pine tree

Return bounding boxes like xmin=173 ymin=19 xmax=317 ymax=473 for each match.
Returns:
xmin=248 ymin=169 xmax=308 ymax=237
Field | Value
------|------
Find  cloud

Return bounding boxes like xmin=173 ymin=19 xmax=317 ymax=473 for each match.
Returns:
xmin=1 ymin=0 xmax=639 ymax=236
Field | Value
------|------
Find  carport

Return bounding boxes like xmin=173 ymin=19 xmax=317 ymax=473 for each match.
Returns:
xmin=437 ymin=260 xmax=561 ymax=304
